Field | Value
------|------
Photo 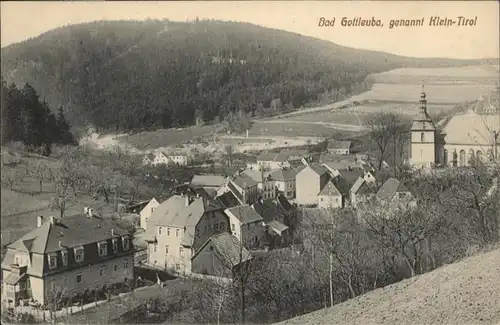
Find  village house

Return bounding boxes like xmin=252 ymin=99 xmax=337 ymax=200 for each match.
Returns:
xmin=223 ymin=173 xmax=259 ymax=205
xmin=252 ymin=197 xmax=292 ymax=248
xmin=168 ymin=154 xmax=191 ymax=166
xmin=350 ymin=177 xmax=378 ymax=207
xmin=224 ymin=205 xmax=266 ymax=250
xmin=216 ymin=191 xmax=241 ymax=209
xmin=317 ymin=180 xmax=343 ymax=209
xmin=191 ymin=174 xmax=227 ymax=192
xmin=295 ymin=163 xmax=331 ymax=206
xmin=144 ymin=194 xmax=229 ymax=275
xmin=376 ymin=178 xmax=414 ymax=207
xmin=142 ymin=152 xmax=169 ymax=166
xmin=269 ymin=168 xmax=297 ymax=199
xmin=1 ymin=210 xmax=135 ymax=307
xmin=191 ymin=232 xmax=252 ymax=279
xmin=138 ymin=198 xmax=160 ymax=231
xmin=255 ymin=150 xmax=310 ymax=171
xmin=242 ymin=169 xmax=276 ymax=200
xmin=327 ymin=140 xmax=352 ymax=155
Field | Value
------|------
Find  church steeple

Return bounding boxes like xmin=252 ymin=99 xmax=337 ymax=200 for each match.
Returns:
xmin=411 ymin=84 xmax=436 ymax=131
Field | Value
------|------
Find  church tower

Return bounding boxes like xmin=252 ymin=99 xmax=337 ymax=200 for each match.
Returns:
xmin=410 ymin=85 xmax=436 ymax=168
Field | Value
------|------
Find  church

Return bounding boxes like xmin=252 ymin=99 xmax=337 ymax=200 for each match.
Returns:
xmin=410 ymin=86 xmax=500 ymax=168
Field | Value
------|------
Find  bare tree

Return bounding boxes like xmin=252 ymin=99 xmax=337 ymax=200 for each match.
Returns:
xmin=365 ymin=112 xmax=401 ymax=170
xmin=225 ymin=145 xmax=234 ymax=166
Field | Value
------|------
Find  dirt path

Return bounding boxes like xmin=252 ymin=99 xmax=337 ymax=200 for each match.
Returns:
xmin=275 ymin=248 xmax=500 ymax=325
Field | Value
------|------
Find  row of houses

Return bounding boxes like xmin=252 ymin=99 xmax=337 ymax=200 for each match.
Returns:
xmin=142 ymin=152 xmax=191 ymax=166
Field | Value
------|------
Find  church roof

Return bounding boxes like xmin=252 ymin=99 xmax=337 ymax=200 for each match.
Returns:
xmin=442 ymin=114 xmax=500 ymax=146
xmin=411 ymin=90 xmax=436 ymax=131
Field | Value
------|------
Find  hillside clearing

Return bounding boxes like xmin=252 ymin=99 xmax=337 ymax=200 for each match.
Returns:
xmin=275 ymin=248 xmax=500 ymax=325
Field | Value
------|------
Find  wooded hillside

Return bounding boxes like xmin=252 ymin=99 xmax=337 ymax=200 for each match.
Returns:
xmin=1 ymin=19 xmax=494 ymax=133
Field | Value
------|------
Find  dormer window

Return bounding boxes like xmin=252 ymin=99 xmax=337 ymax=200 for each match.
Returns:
xmin=74 ymin=246 xmax=84 ymax=263
xmin=122 ymin=236 xmax=130 ymax=251
xmin=112 ymin=238 xmax=118 ymax=253
xmin=98 ymin=241 xmax=108 ymax=257
xmin=48 ymin=253 xmax=57 ymax=269
xmin=61 ymin=250 xmax=68 ymax=266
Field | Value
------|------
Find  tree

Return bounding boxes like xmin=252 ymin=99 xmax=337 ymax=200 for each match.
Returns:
xmin=365 ymin=112 xmax=401 ymax=170
xmin=224 ymin=145 xmax=234 ymax=166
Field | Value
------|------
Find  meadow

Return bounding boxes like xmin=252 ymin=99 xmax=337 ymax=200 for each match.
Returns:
xmin=248 ymin=121 xmax=360 ymax=138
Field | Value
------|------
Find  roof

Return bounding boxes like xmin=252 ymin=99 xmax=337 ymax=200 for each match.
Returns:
xmin=322 ymin=160 xmax=360 ymax=173
xmin=191 ymin=175 xmax=226 ymax=187
xmin=3 ymin=273 xmax=27 ymax=285
xmin=226 ymin=205 xmax=263 ymax=225
xmin=253 ymin=199 xmax=284 ymax=223
xmin=147 ymin=195 xmax=222 ymax=246
xmin=267 ymin=220 xmax=289 ymax=234
xmin=339 ymin=169 xmax=365 ymax=189
xmin=351 ymin=177 xmax=377 ymax=195
xmin=275 ymin=149 xmax=309 ymax=161
xmin=242 ymin=169 xmax=269 ymax=183
xmin=327 ymin=140 xmax=352 ymax=150
xmin=318 ymin=180 xmax=342 ymax=197
xmin=216 ymin=191 xmax=240 ymax=209
xmin=376 ymin=178 xmax=410 ymax=202
xmin=257 ymin=152 xmax=279 ymax=161
xmin=232 ymin=174 xmax=258 ymax=189
xmin=441 ymin=114 xmax=500 ymax=146
xmin=269 ymin=168 xmax=297 ymax=181
xmin=5 ymin=214 xmax=133 ymax=254
xmin=192 ymin=232 xmax=252 ymax=267
xmin=306 ymin=163 xmax=329 ymax=176
xmin=330 ymin=175 xmax=350 ymax=196
xmin=276 ymin=194 xmax=293 ymax=211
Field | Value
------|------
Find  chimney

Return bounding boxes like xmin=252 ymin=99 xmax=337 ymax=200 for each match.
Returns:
xmin=185 ymin=195 xmax=190 ymax=207
xmin=50 ymin=216 xmax=57 ymax=225
xmin=37 ymin=216 xmax=44 ymax=228
xmin=111 ymin=229 xmax=115 ymax=237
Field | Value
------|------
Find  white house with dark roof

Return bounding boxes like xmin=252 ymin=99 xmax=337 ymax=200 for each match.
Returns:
xmin=327 ymin=140 xmax=352 ymax=155
xmin=1 ymin=210 xmax=135 ymax=306
xmin=295 ymin=164 xmax=331 ymax=206
xmin=224 ymin=205 xmax=266 ymax=250
xmin=317 ymin=180 xmax=343 ymax=209
xmin=225 ymin=174 xmax=258 ymax=205
xmin=256 ymin=150 xmax=310 ymax=170
xmin=142 ymin=152 xmax=169 ymax=166
xmin=144 ymin=194 xmax=229 ymax=275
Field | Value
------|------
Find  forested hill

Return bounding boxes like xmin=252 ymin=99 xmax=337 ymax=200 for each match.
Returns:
xmin=1 ymin=19 xmax=495 ymax=133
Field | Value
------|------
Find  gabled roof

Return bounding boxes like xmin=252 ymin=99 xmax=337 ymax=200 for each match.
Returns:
xmin=339 ymin=169 xmax=365 ymax=189
xmin=376 ymin=178 xmax=410 ymax=202
xmin=351 ymin=177 xmax=377 ymax=195
xmin=226 ymin=205 xmax=263 ymax=225
xmin=253 ymin=199 xmax=284 ymax=223
xmin=327 ymin=140 xmax=352 ymax=150
xmin=232 ymin=174 xmax=258 ymax=189
xmin=441 ymin=114 xmax=500 ymax=146
xmin=276 ymin=194 xmax=293 ymax=211
xmin=192 ymin=232 xmax=252 ymax=267
xmin=5 ymin=214 xmax=132 ymax=254
xmin=269 ymin=168 xmax=297 ymax=181
xmin=318 ymin=180 xmax=342 ymax=197
xmin=267 ymin=220 xmax=289 ymax=234
xmin=191 ymin=175 xmax=226 ymax=187
xmin=216 ymin=191 xmax=240 ymax=209
xmin=304 ymin=163 xmax=329 ymax=176
xmin=276 ymin=149 xmax=309 ymax=161
xmin=242 ymin=169 xmax=268 ymax=183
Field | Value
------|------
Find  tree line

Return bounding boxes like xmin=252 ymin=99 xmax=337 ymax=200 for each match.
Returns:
xmin=1 ymin=78 xmax=75 ymax=154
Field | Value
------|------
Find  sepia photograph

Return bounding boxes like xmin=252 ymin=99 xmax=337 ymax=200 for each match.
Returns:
xmin=0 ymin=1 xmax=499 ymax=324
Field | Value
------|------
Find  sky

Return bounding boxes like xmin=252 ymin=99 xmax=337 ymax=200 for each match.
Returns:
xmin=1 ymin=1 xmax=499 ymax=59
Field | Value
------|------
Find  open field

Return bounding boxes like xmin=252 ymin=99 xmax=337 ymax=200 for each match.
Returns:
xmin=351 ymin=83 xmax=496 ymax=104
xmin=249 ymin=121 xmax=362 ymax=138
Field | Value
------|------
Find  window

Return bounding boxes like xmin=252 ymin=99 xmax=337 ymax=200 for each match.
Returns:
xmin=48 ymin=253 xmax=57 ymax=269
xmin=154 ymin=244 xmax=158 ymax=252
xmin=76 ymin=274 xmax=82 ymax=283
xmin=231 ymin=224 xmax=235 ymax=231
xmin=158 ymin=226 xmax=162 ymax=235
xmin=220 ymin=222 xmax=225 ymax=231
xmin=214 ymin=223 xmax=219 ymax=232
xmin=176 ymin=229 xmax=179 ymax=237
xmin=98 ymin=242 xmax=108 ymax=257
xmin=420 ymin=132 xmax=425 ymax=142
xmin=167 ymin=228 xmax=171 ymax=236
xmin=124 ymin=260 xmax=129 ymax=269
xmin=112 ymin=239 xmax=118 ymax=253
xmin=179 ymin=247 xmax=184 ymax=256
xmin=114 ymin=264 xmax=118 ymax=271
xmin=99 ymin=266 xmax=106 ymax=276
xmin=61 ymin=250 xmax=68 ymax=266
xmin=165 ymin=245 xmax=169 ymax=254
xmin=122 ymin=237 xmax=130 ymax=251
xmin=74 ymin=247 xmax=84 ymax=263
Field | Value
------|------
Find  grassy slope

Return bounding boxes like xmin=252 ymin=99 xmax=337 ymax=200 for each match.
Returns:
xmin=275 ymin=248 xmax=500 ymax=325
